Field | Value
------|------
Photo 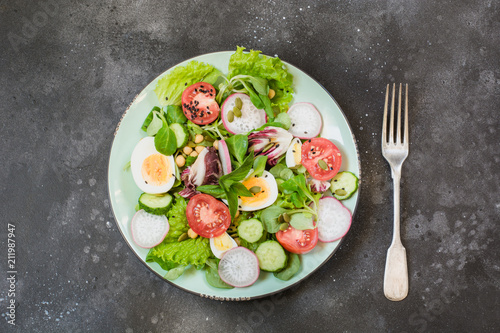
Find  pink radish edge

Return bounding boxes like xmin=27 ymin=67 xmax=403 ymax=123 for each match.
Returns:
xmin=317 ymin=196 xmax=352 ymax=243
xmin=131 ymin=209 xmax=169 ymax=249
xmin=218 ymin=139 xmax=232 ymax=175
xmin=218 ymin=246 xmax=260 ymax=288
xmin=287 ymin=102 xmax=322 ymax=139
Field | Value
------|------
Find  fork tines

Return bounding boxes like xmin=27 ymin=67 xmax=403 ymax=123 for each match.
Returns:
xmin=382 ymin=83 xmax=409 ymax=147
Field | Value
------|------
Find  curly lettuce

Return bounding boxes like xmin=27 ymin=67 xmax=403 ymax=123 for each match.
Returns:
xmin=163 ymin=196 xmax=189 ymax=242
xmin=154 ymin=61 xmax=222 ymax=106
xmin=150 ymin=237 xmax=211 ymax=267
xmin=228 ymin=46 xmax=294 ymax=112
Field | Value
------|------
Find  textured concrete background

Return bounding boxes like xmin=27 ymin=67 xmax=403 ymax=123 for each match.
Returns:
xmin=1 ymin=0 xmax=499 ymax=332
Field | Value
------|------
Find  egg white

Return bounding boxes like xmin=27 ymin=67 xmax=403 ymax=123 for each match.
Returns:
xmin=238 ymin=171 xmax=278 ymax=211
xmin=286 ymin=138 xmax=302 ymax=168
xmin=210 ymin=232 xmax=238 ymax=259
xmin=130 ymin=137 xmax=176 ymax=194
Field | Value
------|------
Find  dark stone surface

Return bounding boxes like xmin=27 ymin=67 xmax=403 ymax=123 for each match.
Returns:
xmin=1 ymin=0 xmax=499 ymax=332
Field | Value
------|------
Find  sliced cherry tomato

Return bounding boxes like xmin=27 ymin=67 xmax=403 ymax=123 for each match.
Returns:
xmin=276 ymin=225 xmax=318 ymax=254
xmin=186 ymin=194 xmax=230 ymax=238
xmin=181 ymin=82 xmax=220 ymax=125
xmin=301 ymin=138 xmax=342 ymax=181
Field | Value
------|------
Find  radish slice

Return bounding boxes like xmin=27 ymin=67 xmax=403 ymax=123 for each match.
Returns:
xmin=218 ymin=247 xmax=260 ymax=287
xmin=287 ymin=102 xmax=323 ymax=139
xmin=316 ymin=196 xmax=352 ymax=242
xmin=218 ymin=139 xmax=232 ymax=175
xmin=221 ymin=93 xmax=267 ymax=134
xmin=131 ymin=209 xmax=169 ymax=248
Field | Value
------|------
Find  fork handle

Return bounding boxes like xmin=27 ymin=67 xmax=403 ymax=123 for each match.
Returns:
xmin=384 ymin=244 xmax=408 ymax=301
xmin=384 ymin=171 xmax=409 ymax=301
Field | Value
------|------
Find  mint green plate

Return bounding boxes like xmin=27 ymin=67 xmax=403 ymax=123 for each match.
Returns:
xmin=108 ymin=51 xmax=360 ymax=300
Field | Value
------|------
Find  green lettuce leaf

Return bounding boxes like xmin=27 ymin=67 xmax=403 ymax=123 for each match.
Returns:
xmin=274 ymin=253 xmax=300 ymax=281
xmin=228 ymin=46 xmax=294 ymax=113
xmin=150 ymin=237 xmax=212 ymax=267
xmin=163 ymin=196 xmax=189 ymax=242
xmin=154 ymin=61 xmax=222 ymax=106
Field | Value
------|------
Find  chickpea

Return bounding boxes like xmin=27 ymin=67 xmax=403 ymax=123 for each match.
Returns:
xmin=195 ymin=145 xmax=205 ymax=154
xmin=175 ymin=155 xmax=186 ymax=167
xmin=189 ymin=151 xmax=198 ymax=158
xmin=213 ymin=140 xmax=219 ymax=149
xmin=183 ymin=146 xmax=193 ymax=155
xmin=268 ymin=88 xmax=276 ymax=99
xmin=194 ymin=134 xmax=204 ymax=144
xmin=187 ymin=228 xmax=198 ymax=239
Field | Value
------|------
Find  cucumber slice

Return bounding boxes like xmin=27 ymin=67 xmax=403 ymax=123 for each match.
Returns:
xmin=169 ymin=123 xmax=189 ymax=148
xmin=138 ymin=193 xmax=173 ymax=215
xmin=238 ymin=219 xmax=264 ymax=243
xmin=255 ymin=240 xmax=287 ymax=272
xmin=330 ymin=171 xmax=359 ymax=200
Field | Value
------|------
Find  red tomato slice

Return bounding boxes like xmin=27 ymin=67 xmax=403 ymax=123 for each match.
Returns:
xmin=186 ymin=194 xmax=230 ymax=238
xmin=182 ymin=82 xmax=220 ymax=125
xmin=301 ymin=138 xmax=342 ymax=181
xmin=276 ymin=225 xmax=318 ymax=254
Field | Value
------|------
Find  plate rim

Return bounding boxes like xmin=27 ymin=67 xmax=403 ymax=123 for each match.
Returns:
xmin=107 ymin=50 xmax=361 ymax=301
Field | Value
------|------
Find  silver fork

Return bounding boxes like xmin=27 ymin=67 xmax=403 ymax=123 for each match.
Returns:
xmin=382 ymin=83 xmax=409 ymax=301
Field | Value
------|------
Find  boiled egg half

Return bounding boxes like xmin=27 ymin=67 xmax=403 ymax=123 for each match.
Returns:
xmin=131 ymin=136 xmax=176 ymax=194
xmin=210 ymin=232 xmax=238 ymax=259
xmin=286 ymin=138 xmax=302 ymax=168
xmin=238 ymin=170 xmax=278 ymax=211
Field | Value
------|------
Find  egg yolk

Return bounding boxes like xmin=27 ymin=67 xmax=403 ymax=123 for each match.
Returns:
xmin=293 ymin=143 xmax=302 ymax=164
xmin=141 ymin=154 xmax=172 ymax=186
xmin=240 ymin=177 xmax=270 ymax=207
xmin=214 ymin=233 xmax=234 ymax=251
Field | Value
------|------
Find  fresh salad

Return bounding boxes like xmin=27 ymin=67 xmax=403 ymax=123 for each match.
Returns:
xmin=126 ymin=47 xmax=359 ymax=289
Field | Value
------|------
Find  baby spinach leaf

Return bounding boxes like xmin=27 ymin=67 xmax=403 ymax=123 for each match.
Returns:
xmin=247 ymin=155 xmax=268 ymax=179
xmin=240 ymin=80 xmax=265 ymax=109
xmin=225 ymin=134 xmax=248 ymax=165
xmin=290 ymin=192 xmax=305 ymax=208
xmin=201 ymin=68 xmax=223 ymax=86
xmin=231 ymin=182 xmax=253 ymax=198
xmin=165 ymin=265 xmax=186 ymax=280
xmin=147 ymin=111 xmax=164 ymax=136
xmin=274 ymin=253 xmax=300 ymax=281
xmin=205 ymin=259 xmax=233 ymax=289
xmin=196 ymin=185 xmax=226 ymax=199
xmin=166 ymin=105 xmax=187 ymax=124
xmin=154 ymin=122 xmax=178 ymax=156
xmin=225 ymin=187 xmax=239 ymax=219
xmin=220 ymin=154 xmax=254 ymax=184
xmin=219 ymin=154 xmax=254 ymax=219
xmin=281 ymin=174 xmax=309 ymax=195
xmin=142 ymin=106 xmax=162 ymax=132
xmin=248 ymin=76 xmax=269 ymax=96
xmin=279 ymin=168 xmax=294 ymax=181
xmin=260 ymin=205 xmax=287 ymax=233
xmin=259 ymin=93 xmax=275 ymax=121
xmin=269 ymin=164 xmax=287 ymax=179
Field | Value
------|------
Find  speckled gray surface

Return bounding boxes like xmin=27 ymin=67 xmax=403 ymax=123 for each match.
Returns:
xmin=1 ymin=0 xmax=499 ymax=332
